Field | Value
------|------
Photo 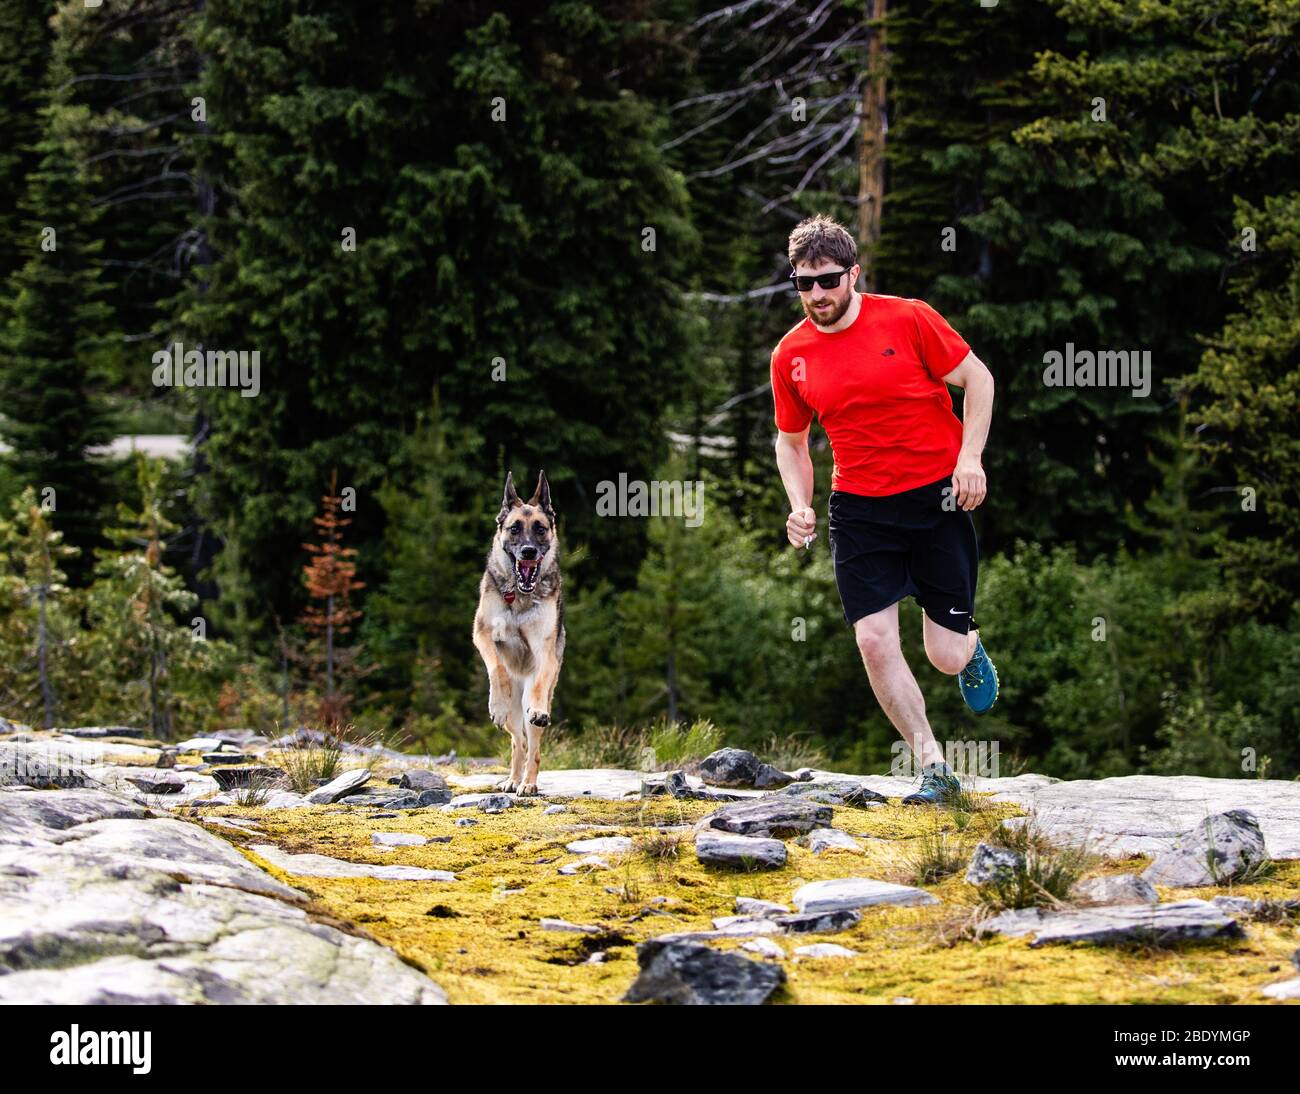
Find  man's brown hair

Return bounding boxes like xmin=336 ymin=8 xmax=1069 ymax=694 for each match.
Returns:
xmin=787 ymin=214 xmax=857 ymax=270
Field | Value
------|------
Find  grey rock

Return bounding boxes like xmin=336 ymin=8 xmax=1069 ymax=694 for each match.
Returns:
xmin=62 ymin=726 xmax=140 ymax=739
xmin=623 ymin=940 xmax=785 ymax=1005
xmin=398 ymin=769 xmax=449 ymax=791
xmin=740 ymin=938 xmax=786 ymax=958
xmin=248 ymin=843 xmax=454 ymax=882
xmin=124 ymin=773 xmax=185 ymax=796
xmin=543 ymin=804 xmax=566 ymax=815
xmin=735 ymin=896 xmax=790 ymax=917
xmin=212 ymin=766 xmax=284 ymax=791
xmin=155 ymin=750 xmax=177 ymax=770
xmin=694 ymin=830 xmax=787 ymax=870
xmin=794 ymin=942 xmax=857 ymax=958
xmin=174 ymin=737 xmax=224 ymax=752
xmin=800 ymin=828 xmax=863 ymax=855
xmin=370 ymin=832 xmax=428 ymax=847
xmin=656 ymin=918 xmax=783 ymax=942
xmin=1141 ymin=810 xmax=1269 ymax=887
xmin=202 ymin=753 xmax=252 ymax=764
xmin=779 ymin=780 xmax=887 ymax=808
xmin=965 ymin=843 xmax=1025 ymax=886
xmin=697 ymin=798 xmax=832 ymax=839
xmin=1072 ymin=874 xmax=1158 ymax=906
xmin=454 ymin=818 xmax=478 ymax=827
xmin=772 ymin=909 xmax=863 ymax=934
xmin=978 ymin=899 xmax=1244 ymax=947
xmin=304 ymin=767 xmax=372 ymax=805
xmin=698 ymin=748 xmax=794 ymax=790
xmin=443 ymin=793 xmax=514 ymax=812
xmin=540 ymin=918 xmax=600 ymax=933
xmin=792 ymin=877 xmax=941 ymax=915
xmin=0 ymin=789 xmax=149 ymax=847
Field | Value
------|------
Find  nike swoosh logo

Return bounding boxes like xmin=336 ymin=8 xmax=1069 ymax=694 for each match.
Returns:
xmin=882 ymin=348 xmax=896 ymax=356
xmin=949 ymin=608 xmax=968 ymax=615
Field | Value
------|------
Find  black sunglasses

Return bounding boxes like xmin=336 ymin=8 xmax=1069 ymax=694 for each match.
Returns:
xmin=788 ymin=268 xmax=853 ymax=292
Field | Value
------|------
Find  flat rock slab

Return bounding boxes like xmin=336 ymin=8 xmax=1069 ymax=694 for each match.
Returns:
xmin=697 ymin=798 xmax=832 ymax=839
xmin=304 ymin=767 xmax=372 ymax=804
xmin=799 ymin=828 xmax=863 ymax=855
xmin=980 ymin=774 xmax=1300 ymax=861
xmin=695 ymin=830 xmax=787 ymax=870
xmin=0 ymin=788 xmax=149 ymax=847
xmin=371 ymin=832 xmax=428 ymax=847
xmin=979 ymin=899 xmax=1244 ymax=947
xmin=1072 ymin=874 xmax=1158 ymax=906
xmin=793 ymin=877 xmax=941 ymax=915
xmin=249 ymin=844 xmax=455 ymax=882
xmin=0 ymin=788 xmax=446 ymax=1004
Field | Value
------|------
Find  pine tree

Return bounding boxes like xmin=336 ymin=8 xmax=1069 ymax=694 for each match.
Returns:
xmin=300 ymin=470 xmax=367 ymax=729
xmin=1 ymin=51 xmax=114 ymax=574
xmin=0 ymin=486 xmax=80 ymax=726
xmin=84 ymin=455 xmax=211 ymax=738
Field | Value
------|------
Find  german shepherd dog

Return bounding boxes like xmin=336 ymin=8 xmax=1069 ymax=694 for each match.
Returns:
xmin=471 ymin=470 xmax=565 ymax=795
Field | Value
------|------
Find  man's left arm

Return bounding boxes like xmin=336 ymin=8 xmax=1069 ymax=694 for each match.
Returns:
xmin=939 ymin=350 xmax=995 ymax=511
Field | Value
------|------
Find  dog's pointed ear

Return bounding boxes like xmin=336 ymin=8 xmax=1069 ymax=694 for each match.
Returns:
xmin=528 ymin=469 xmax=556 ymax=523
xmin=498 ymin=471 xmax=521 ymax=526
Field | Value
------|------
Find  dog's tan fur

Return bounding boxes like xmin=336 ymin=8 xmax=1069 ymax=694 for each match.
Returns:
xmin=471 ymin=470 xmax=565 ymax=795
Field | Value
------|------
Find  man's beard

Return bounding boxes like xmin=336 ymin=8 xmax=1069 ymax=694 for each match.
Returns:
xmin=803 ymin=292 xmax=851 ymax=327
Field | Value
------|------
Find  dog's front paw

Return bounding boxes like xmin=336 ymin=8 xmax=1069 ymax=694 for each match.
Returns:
xmin=527 ymin=708 xmax=550 ymax=728
xmin=496 ymin=777 xmax=517 ymax=793
xmin=488 ymin=690 xmax=510 ymax=727
xmin=516 ymin=781 xmax=538 ymax=796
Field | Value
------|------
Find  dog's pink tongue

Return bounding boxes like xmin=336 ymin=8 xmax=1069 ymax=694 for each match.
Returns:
xmin=519 ymin=560 xmax=537 ymax=582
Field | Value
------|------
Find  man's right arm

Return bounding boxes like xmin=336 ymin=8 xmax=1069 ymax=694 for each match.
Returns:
xmin=774 ymin=426 xmax=817 ymax=547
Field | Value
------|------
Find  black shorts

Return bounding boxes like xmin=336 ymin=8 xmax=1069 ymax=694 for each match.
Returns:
xmin=828 ymin=476 xmax=979 ymax=635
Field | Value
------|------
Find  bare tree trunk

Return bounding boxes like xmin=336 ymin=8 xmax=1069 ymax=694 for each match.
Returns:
xmin=857 ymin=0 xmax=887 ymax=290
xmin=37 ymin=585 xmax=54 ymax=729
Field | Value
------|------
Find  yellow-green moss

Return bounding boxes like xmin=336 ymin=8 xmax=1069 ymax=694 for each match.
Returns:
xmin=194 ymin=789 xmax=1300 ymax=1005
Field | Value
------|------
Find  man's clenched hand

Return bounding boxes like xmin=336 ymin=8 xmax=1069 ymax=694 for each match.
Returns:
xmin=786 ymin=506 xmax=817 ymax=548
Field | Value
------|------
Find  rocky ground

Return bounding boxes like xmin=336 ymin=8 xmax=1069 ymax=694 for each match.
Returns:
xmin=1 ymin=725 xmax=1298 ymax=1004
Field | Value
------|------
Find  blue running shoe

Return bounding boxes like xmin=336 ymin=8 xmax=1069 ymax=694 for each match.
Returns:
xmin=958 ymin=635 xmax=999 ymax=714
xmin=901 ymin=764 xmax=963 ymax=806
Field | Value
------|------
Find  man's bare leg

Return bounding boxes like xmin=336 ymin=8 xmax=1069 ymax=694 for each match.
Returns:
xmin=852 ymin=602 xmax=945 ymax=768
xmin=921 ymin=613 xmax=979 ymax=675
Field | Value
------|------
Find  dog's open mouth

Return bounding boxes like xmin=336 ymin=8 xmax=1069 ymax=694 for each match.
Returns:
xmin=514 ymin=557 xmax=540 ymax=592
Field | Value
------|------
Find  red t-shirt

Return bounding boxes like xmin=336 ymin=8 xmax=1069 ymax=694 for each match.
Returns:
xmin=770 ymin=292 xmax=971 ymax=497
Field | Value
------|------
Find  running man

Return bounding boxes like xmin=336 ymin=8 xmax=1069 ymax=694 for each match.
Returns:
xmin=771 ymin=214 xmax=999 ymax=805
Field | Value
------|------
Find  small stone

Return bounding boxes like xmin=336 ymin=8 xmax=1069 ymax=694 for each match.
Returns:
xmin=800 ymin=828 xmax=863 ymax=855
xmin=1072 ymin=874 xmax=1158 ymax=906
xmin=541 ymin=918 xmax=601 ymax=934
xmin=202 ymin=752 xmax=251 ymax=764
xmin=558 ymin=855 xmax=610 ymax=875
xmin=124 ymin=773 xmax=185 ymax=795
xmin=370 ymin=832 xmax=428 ymax=847
xmin=623 ymin=940 xmax=785 ymax=1005
xmin=741 ymin=938 xmax=786 ymax=958
xmin=965 ymin=843 xmax=1025 ymax=886
xmin=794 ymin=943 xmax=857 ymax=958
xmin=543 ymin=804 xmax=566 ymax=815
xmin=565 ymin=836 xmax=633 ymax=855
xmin=892 ymin=997 xmax=916 ymax=1005
xmin=1261 ymin=978 xmax=1300 ymax=1000
xmin=584 ymin=951 xmax=608 ymax=965
xmin=772 ymin=909 xmax=862 ymax=934
xmin=454 ymin=818 xmax=478 ymax=827
xmin=735 ymin=896 xmax=790 ymax=917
